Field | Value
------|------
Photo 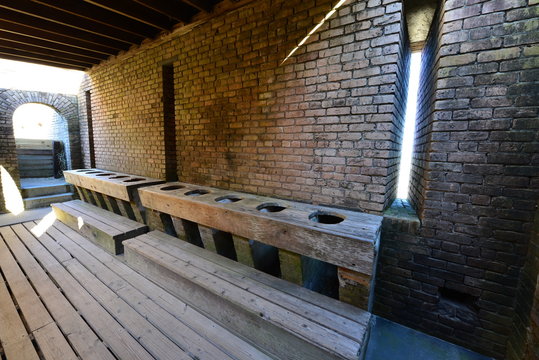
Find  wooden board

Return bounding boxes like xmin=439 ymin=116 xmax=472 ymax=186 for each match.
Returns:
xmin=0 ymin=264 xmax=39 ymax=360
xmin=139 ymin=182 xmax=381 ymax=275
xmin=51 ymin=200 xmax=148 ymax=254
xmin=64 ymin=169 xmax=164 ymax=202
xmin=125 ymin=235 xmax=367 ymax=360
xmin=49 ymin=221 xmax=274 ymax=360
xmin=140 ymin=231 xmax=369 ymax=340
xmin=15 ymin=139 xmax=54 ymax=150
xmin=7 ymin=224 xmax=116 ymax=360
xmin=12 ymin=224 xmax=155 ymax=360
xmin=44 ymin=224 xmax=249 ymax=360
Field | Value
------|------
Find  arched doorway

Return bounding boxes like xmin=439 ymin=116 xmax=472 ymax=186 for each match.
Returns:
xmin=13 ymin=103 xmax=71 ymax=178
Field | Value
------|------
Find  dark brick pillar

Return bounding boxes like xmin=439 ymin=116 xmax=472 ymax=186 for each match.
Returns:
xmin=375 ymin=0 xmax=539 ymax=357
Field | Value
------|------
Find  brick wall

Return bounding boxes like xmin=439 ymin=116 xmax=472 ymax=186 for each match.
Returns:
xmin=375 ymin=0 xmax=539 ymax=357
xmin=79 ymin=0 xmax=410 ymax=213
xmin=508 ymin=202 xmax=539 ymax=360
xmin=0 ymin=89 xmax=81 ymax=212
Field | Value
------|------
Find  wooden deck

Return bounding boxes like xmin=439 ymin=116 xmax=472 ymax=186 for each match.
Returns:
xmin=0 ymin=219 xmax=271 ymax=360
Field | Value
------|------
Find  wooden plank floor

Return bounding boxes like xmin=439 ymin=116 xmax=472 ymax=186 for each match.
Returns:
xmin=0 ymin=220 xmax=271 ymax=360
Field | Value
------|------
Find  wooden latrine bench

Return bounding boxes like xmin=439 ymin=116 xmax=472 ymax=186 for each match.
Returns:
xmin=138 ymin=182 xmax=382 ymax=310
xmin=63 ymin=169 xmax=164 ymax=223
xmin=61 ymin=170 xmax=383 ymax=359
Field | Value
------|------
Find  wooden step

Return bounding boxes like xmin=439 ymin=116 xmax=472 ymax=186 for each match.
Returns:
xmin=124 ymin=230 xmax=372 ymax=360
xmin=24 ymin=192 xmax=73 ymax=209
xmin=52 ymin=200 xmax=148 ymax=254
xmin=41 ymin=221 xmax=273 ymax=360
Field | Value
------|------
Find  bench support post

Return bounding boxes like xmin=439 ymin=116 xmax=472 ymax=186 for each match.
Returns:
xmin=232 ymin=235 xmax=255 ymax=268
xmin=338 ymin=267 xmax=371 ymax=310
xmin=278 ymin=249 xmax=303 ymax=286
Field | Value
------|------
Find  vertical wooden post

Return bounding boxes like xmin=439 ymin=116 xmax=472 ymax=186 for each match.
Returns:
xmin=338 ymin=267 xmax=371 ymax=310
xmin=104 ymin=195 xmax=122 ymax=215
xmin=198 ymin=225 xmax=217 ymax=253
xmin=99 ymin=193 xmax=115 ymax=212
xmin=145 ymin=209 xmax=164 ymax=231
xmin=81 ymin=188 xmax=97 ymax=205
xmin=120 ymin=200 xmax=137 ymax=221
xmin=91 ymin=191 xmax=107 ymax=210
xmin=171 ymin=217 xmax=187 ymax=240
xmin=159 ymin=213 xmax=177 ymax=237
xmin=232 ymin=235 xmax=255 ymax=267
xmin=74 ymin=186 xmax=84 ymax=201
xmin=129 ymin=202 xmax=145 ymax=223
xmin=278 ymin=249 xmax=303 ymax=286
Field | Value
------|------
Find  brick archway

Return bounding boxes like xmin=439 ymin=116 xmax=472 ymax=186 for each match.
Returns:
xmin=0 ymin=89 xmax=81 ymax=212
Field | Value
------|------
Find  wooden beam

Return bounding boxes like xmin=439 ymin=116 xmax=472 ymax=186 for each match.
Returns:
xmin=0 ymin=7 xmax=131 ymax=50
xmin=82 ymin=0 xmax=177 ymax=30
xmin=0 ymin=21 xmax=119 ymax=55
xmin=0 ymin=38 xmax=102 ymax=64
xmin=0 ymin=52 xmax=87 ymax=70
xmin=0 ymin=32 xmax=109 ymax=61
xmin=32 ymin=0 xmax=160 ymax=38
xmin=178 ymin=0 xmax=214 ymax=13
xmin=132 ymin=0 xmax=197 ymax=22
xmin=0 ymin=46 xmax=94 ymax=68
xmin=0 ymin=0 xmax=144 ymax=44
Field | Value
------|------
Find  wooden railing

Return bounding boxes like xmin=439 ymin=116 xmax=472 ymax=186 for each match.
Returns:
xmin=64 ymin=170 xmax=382 ymax=310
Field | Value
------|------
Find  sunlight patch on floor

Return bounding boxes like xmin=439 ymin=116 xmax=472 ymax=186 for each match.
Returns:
xmin=31 ymin=210 xmax=57 ymax=237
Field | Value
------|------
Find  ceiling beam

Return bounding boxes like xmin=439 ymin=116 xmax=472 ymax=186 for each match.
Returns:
xmin=0 ymin=7 xmax=131 ymax=50
xmin=0 ymin=0 xmax=144 ymax=45
xmin=0 ymin=48 xmax=90 ymax=70
xmin=132 ymin=0 xmax=198 ymax=22
xmin=0 ymin=21 xmax=120 ymax=55
xmin=32 ymin=0 xmax=160 ymax=39
xmin=178 ymin=0 xmax=214 ymax=13
xmin=0 ymin=39 xmax=101 ymax=65
xmin=0 ymin=32 xmax=108 ymax=61
xmin=82 ymin=0 xmax=178 ymax=30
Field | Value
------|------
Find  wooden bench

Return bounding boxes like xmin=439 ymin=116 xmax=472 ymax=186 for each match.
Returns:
xmin=138 ymin=181 xmax=382 ymax=309
xmin=124 ymin=230 xmax=372 ymax=360
xmin=52 ymin=200 xmax=148 ymax=254
xmin=63 ymin=169 xmax=164 ymax=223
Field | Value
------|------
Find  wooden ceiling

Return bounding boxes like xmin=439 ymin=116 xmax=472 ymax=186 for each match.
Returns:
xmin=0 ymin=0 xmax=219 ymax=71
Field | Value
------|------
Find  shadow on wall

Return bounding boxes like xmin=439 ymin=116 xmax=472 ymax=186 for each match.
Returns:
xmin=0 ymin=166 xmax=24 ymax=215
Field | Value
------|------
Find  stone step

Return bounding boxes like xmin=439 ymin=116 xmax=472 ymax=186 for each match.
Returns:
xmin=24 ymin=192 xmax=73 ymax=210
xmin=22 ymin=183 xmax=70 ymax=198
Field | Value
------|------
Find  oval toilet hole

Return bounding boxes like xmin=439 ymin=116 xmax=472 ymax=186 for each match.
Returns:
xmin=123 ymin=178 xmax=145 ymax=182
xmin=86 ymin=171 xmax=103 ymax=174
xmin=96 ymin=173 xmax=115 ymax=176
xmin=308 ymin=211 xmax=345 ymax=224
xmin=185 ymin=189 xmax=210 ymax=196
xmin=161 ymin=185 xmax=184 ymax=191
xmin=76 ymin=169 xmax=91 ymax=172
xmin=109 ymin=175 xmax=128 ymax=179
xmin=257 ymin=203 xmax=286 ymax=213
xmin=215 ymin=195 xmax=242 ymax=203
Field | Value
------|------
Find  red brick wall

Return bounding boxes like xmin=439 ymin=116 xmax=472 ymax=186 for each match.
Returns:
xmin=79 ymin=0 xmax=410 ymax=213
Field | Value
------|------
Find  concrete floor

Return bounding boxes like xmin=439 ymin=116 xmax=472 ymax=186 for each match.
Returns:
xmin=364 ymin=316 xmax=493 ymax=360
